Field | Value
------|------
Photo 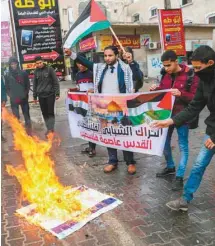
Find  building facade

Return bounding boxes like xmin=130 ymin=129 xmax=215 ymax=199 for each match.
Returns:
xmin=59 ymin=0 xmax=215 ymax=78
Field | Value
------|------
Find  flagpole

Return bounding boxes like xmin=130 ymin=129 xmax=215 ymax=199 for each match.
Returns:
xmin=109 ymin=26 xmax=126 ymax=53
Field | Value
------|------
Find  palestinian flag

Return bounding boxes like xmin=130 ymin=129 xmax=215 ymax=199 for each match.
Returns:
xmin=67 ymin=93 xmax=88 ymax=117
xmin=63 ymin=0 xmax=111 ymax=48
xmin=127 ymin=92 xmax=173 ymax=126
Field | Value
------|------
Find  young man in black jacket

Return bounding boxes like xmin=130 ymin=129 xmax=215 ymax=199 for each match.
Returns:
xmin=5 ymin=57 xmax=32 ymax=134
xmin=123 ymin=47 xmax=144 ymax=92
xmin=151 ymin=45 xmax=215 ymax=211
xmin=33 ymin=56 xmax=60 ymax=136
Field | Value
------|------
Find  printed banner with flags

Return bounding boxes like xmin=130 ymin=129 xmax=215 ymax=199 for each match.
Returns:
xmin=63 ymin=0 xmax=110 ymax=48
xmin=67 ymin=91 xmax=175 ymax=156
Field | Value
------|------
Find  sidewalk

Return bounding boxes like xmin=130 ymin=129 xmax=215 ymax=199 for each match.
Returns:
xmin=1 ymin=81 xmax=215 ymax=246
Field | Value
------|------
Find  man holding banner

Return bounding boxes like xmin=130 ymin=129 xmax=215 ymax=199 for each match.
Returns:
xmin=65 ymin=46 xmax=137 ymax=174
xmin=150 ymin=50 xmax=199 ymax=191
xmin=151 ymin=46 xmax=215 ymax=211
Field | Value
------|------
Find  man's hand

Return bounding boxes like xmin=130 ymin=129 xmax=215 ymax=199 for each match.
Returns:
xmin=150 ymin=119 xmax=174 ymax=129
xmin=87 ymin=89 xmax=94 ymax=93
xmin=1 ymin=101 xmax=6 ymax=108
xmin=204 ymin=138 xmax=215 ymax=149
xmin=150 ymin=84 xmax=158 ymax=91
xmin=56 ymin=96 xmax=60 ymax=100
xmin=171 ymin=89 xmax=181 ymax=97
xmin=64 ymin=48 xmax=72 ymax=56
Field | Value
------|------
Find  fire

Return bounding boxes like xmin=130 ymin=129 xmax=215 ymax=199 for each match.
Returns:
xmin=2 ymin=108 xmax=82 ymax=221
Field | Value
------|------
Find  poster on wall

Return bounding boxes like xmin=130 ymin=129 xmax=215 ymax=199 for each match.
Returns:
xmin=10 ymin=0 xmax=65 ymax=77
xmin=1 ymin=21 xmax=12 ymax=63
xmin=158 ymin=9 xmax=186 ymax=56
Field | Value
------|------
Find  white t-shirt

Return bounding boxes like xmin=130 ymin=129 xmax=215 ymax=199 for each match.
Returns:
xmin=101 ymin=62 xmax=120 ymax=93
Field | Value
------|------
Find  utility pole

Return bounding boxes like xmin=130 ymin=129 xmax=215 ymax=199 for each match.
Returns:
xmin=164 ymin=0 xmax=171 ymax=9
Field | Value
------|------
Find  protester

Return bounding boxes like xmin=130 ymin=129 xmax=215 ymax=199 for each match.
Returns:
xmin=1 ymin=78 xmax=7 ymax=142
xmin=75 ymin=53 xmax=96 ymax=157
xmin=123 ymin=47 xmax=144 ymax=92
xmin=151 ymin=45 xmax=215 ymax=211
xmin=65 ymin=46 xmax=137 ymax=174
xmin=33 ymin=56 xmax=60 ymax=137
xmin=5 ymin=57 xmax=32 ymax=135
xmin=149 ymin=50 xmax=199 ymax=191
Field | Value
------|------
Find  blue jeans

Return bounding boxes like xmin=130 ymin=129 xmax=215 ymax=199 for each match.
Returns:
xmin=183 ymin=135 xmax=215 ymax=202
xmin=164 ymin=124 xmax=189 ymax=178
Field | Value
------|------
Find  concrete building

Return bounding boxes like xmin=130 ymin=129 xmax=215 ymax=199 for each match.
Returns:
xmin=59 ymin=0 xmax=215 ymax=78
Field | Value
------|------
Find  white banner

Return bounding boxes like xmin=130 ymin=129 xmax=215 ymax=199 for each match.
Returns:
xmin=67 ymin=91 xmax=175 ymax=156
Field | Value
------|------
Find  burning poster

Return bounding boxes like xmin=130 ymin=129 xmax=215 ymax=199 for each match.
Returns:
xmin=17 ymin=186 xmax=122 ymax=239
xmin=2 ymin=109 xmax=122 ymax=239
xmin=67 ymin=90 xmax=175 ymax=156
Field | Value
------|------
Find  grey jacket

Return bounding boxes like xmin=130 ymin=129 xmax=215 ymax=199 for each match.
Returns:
xmin=33 ymin=65 xmax=60 ymax=99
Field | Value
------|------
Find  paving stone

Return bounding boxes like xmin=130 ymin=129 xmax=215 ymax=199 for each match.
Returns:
xmin=1 ymin=82 xmax=215 ymax=246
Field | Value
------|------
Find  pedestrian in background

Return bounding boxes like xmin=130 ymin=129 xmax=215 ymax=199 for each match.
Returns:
xmin=33 ymin=56 xmax=60 ymax=137
xmin=5 ymin=57 xmax=32 ymax=135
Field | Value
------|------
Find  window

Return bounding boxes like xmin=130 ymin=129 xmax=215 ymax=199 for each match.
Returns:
xmin=206 ymin=13 xmax=215 ymax=24
xmin=63 ymin=8 xmax=67 ymax=15
xmin=209 ymin=16 xmax=215 ymax=23
xmin=133 ymin=14 xmax=140 ymax=22
xmin=150 ymin=8 xmax=157 ymax=17
xmin=182 ymin=0 xmax=192 ymax=6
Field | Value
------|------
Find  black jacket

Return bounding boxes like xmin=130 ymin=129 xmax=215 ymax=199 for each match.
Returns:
xmin=33 ymin=65 xmax=59 ymax=99
xmin=5 ymin=69 xmax=30 ymax=104
xmin=129 ymin=61 xmax=144 ymax=92
xmin=173 ymin=68 xmax=215 ymax=142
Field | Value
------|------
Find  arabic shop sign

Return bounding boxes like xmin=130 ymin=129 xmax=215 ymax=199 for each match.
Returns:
xmin=99 ymin=35 xmax=140 ymax=50
xmin=79 ymin=37 xmax=97 ymax=52
xmin=158 ymin=9 xmax=186 ymax=56
xmin=112 ymin=35 xmax=140 ymax=49
xmin=10 ymin=0 xmax=65 ymax=76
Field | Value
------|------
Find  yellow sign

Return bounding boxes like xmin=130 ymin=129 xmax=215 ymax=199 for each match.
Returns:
xmin=100 ymin=35 xmax=113 ymax=51
xmin=15 ymin=0 xmax=55 ymax=10
xmin=165 ymin=27 xmax=181 ymax=32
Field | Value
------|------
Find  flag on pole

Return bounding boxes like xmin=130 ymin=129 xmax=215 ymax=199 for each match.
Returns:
xmin=63 ymin=0 xmax=111 ymax=48
xmin=127 ymin=92 xmax=173 ymax=126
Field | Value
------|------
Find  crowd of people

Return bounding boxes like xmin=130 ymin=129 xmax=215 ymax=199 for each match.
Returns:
xmin=1 ymin=44 xmax=215 ymax=211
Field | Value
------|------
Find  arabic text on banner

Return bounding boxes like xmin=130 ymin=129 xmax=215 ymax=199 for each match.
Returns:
xmin=67 ymin=90 xmax=175 ymax=157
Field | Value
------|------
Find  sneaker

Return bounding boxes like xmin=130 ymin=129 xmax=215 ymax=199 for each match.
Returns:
xmin=156 ymin=167 xmax=175 ymax=177
xmin=166 ymin=197 xmax=188 ymax=212
xmin=172 ymin=177 xmax=183 ymax=191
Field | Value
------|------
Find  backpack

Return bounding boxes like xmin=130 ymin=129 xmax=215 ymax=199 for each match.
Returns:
xmin=160 ymin=67 xmax=199 ymax=129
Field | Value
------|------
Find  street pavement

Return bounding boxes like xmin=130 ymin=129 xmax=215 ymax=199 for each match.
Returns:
xmin=1 ymin=80 xmax=215 ymax=246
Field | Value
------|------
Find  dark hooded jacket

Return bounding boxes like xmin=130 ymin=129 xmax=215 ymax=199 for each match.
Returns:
xmin=5 ymin=57 xmax=30 ymax=104
xmin=173 ymin=65 xmax=215 ymax=142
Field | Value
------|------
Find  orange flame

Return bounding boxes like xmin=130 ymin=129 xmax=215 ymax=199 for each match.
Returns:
xmin=2 ymin=108 xmax=82 ymax=220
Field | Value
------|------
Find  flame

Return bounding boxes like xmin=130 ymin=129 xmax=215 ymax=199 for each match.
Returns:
xmin=2 ymin=108 xmax=82 ymax=221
